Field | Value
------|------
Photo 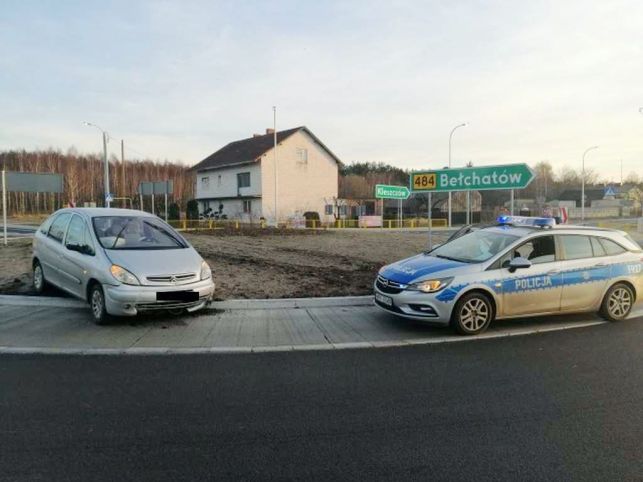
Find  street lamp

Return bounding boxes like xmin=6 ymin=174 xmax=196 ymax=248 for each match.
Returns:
xmin=581 ymin=145 xmax=599 ymax=223
xmin=84 ymin=121 xmax=111 ymax=208
xmin=448 ymin=122 xmax=467 ymax=227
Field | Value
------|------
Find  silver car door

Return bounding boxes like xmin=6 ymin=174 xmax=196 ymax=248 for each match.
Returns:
xmin=58 ymin=215 xmax=94 ymax=297
xmin=39 ymin=213 xmax=72 ymax=287
xmin=559 ymin=234 xmax=609 ymax=312
xmin=501 ymin=234 xmax=563 ymax=317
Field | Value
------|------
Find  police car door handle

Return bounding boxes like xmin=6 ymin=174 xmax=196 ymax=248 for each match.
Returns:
xmin=547 ymin=269 xmax=560 ymax=275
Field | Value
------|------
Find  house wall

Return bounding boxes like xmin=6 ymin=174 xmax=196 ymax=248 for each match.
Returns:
xmin=260 ymin=130 xmax=338 ymax=222
xmin=195 ymin=163 xmax=262 ymax=219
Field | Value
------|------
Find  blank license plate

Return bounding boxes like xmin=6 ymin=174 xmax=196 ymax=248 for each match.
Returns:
xmin=157 ymin=291 xmax=199 ymax=302
xmin=375 ymin=292 xmax=393 ymax=307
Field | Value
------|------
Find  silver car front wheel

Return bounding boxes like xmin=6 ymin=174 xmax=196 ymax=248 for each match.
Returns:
xmin=89 ymin=284 xmax=110 ymax=325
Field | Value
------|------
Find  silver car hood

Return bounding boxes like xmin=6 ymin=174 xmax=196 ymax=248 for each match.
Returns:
xmin=106 ymin=248 xmax=203 ymax=286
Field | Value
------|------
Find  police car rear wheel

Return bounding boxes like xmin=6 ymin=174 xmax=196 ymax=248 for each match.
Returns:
xmin=452 ymin=292 xmax=494 ymax=335
xmin=600 ymin=283 xmax=634 ymax=321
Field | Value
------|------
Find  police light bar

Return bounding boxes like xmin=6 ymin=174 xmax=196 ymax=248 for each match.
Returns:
xmin=496 ymin=215 xmax=555 ymax=228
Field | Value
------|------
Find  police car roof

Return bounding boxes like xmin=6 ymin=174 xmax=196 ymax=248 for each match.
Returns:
xmin=481 ymin=223 xmax=626 ymax=237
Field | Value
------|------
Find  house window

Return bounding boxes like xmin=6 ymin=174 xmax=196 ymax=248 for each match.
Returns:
xmin=237 ymin=172 xmax=251 ymax=188
xmin=324 ymin=204 xmax=333 ymax=215
xmin=201 ymin=176 xmax=210 ymax=188
xmin=296 ymin=148 xmax=308 ymax=163
xmin=243 ymin=200 xmax=252 ymax=213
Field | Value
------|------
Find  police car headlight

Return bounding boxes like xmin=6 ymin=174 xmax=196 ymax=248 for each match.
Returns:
xmin=408 ymin=277 xmax=453 ymax=293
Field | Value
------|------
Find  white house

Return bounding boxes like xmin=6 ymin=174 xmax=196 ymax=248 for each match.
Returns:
xmin=191 ymin=126 xmax=341 ymax=222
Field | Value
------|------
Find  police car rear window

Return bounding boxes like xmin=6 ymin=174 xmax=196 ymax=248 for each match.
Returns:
xmin=599 ymin=238 xmax=626 ymax=255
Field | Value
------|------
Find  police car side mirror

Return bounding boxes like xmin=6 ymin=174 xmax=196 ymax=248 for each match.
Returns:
xmin=508 ymin=257 xmax=532 ymax=273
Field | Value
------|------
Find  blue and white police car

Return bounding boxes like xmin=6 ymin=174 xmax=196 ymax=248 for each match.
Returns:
xmin=374 ymin=216 xmax=642 ymax=335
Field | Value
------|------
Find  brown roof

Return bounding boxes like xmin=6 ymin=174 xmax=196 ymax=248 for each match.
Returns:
xmin=191 ymin=126 xmax=342 ymax=172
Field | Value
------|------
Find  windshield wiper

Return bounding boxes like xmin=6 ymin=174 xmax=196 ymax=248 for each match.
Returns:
xmin=434 ymin=254 xmax=473 ymax=263
xmin=110 ymin=220 xmax=133 ymax=249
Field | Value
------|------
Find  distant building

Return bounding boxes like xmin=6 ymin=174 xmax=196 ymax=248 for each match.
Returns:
xmin=191 ymin=126 xmax=341 ymax=222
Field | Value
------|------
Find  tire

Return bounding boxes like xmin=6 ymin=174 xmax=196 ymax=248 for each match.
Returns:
xmin=600 ymin=283 xmax=634 ymax=322
xmin=451 ymin=292 xmax=494 ymax=335
xmin=33 ymin=260 xmax=46 ymax=294
xmin=89 ymin=283 xmax=111 ymax=325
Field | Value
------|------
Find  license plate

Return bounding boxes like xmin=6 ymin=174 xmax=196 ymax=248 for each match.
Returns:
xmin=157 ymin=290 xmax=199 ymax=302
xmin=375 ymin=292 xmax=393 ymax=307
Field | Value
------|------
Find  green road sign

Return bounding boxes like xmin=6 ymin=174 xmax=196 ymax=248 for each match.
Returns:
xmin=375 ymin=184 xmax=410 ymax=200
xmin=410 ymin=163 xmax=535 ymax=192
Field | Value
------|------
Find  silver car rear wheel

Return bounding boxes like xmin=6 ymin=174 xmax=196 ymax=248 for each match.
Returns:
xmin=33 ymin=261 xmax=45 ymax=294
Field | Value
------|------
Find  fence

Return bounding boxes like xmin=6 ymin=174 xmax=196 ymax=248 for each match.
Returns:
xmin=167 ymin=217 xmax=448 ymax=232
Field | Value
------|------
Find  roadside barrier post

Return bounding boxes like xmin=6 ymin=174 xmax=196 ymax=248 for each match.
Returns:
xmin=2 ymin=170 xmax=6 ymax=245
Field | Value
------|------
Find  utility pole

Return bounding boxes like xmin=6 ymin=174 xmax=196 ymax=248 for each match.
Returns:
xmin=84 ymin=122 xmax=111 ymax=207
xmin=448 ymin=122 xmax=467 ymax=227
xmin=273 ymin=106 xmax=278 ymax=225
xmin=121 ymin=139 xmax=125 ymax=197
xmin=581 ymin=145 xmax=599 ymax=223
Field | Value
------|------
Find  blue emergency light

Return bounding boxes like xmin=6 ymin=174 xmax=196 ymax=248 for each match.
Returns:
xmin=496 ymin=215 xmax=555 ymax=228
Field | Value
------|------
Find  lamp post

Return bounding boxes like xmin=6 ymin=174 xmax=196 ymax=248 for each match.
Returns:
xmin=448 ymin=122 xmax=467 ymax=227
xmin=581 ymin=145 xmax=599 ymax=223
xmin=84 ymin=121 xmax=111 ymax=208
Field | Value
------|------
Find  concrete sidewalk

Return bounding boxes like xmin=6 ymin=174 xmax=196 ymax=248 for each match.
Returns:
xmin=0 ymin=295 xmax=640 ymax=354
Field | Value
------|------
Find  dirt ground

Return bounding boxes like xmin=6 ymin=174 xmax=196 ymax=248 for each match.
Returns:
xmin=0 ymin=230 xmax=448 ymax=299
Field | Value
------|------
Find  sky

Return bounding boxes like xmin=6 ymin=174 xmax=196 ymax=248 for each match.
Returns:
xmin=1 ymin=0 xmax=642 ymax=182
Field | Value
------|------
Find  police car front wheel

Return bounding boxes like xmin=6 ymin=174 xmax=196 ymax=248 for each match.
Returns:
xmin=600 ymin=283 xmax=634 ymax=322
xmin=451 ymin=292 xmax=494 ymax=336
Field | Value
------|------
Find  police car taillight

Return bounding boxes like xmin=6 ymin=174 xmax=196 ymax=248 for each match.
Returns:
xmin=496 ymin=215 xmax=555 ymax=228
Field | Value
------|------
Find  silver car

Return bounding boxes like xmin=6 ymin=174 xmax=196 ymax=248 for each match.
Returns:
xmin=32 ymin=208 xmax=215 ymax=324
xmin=374 ymin=216 xmax=642 ymax=335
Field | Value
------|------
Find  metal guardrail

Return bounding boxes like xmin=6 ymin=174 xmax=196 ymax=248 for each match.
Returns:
xmin=168 ymin=218 xmax=448 ymax=232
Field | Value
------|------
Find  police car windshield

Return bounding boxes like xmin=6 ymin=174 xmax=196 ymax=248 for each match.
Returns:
xmin=432 ymin=230 xmax=519 ymax=263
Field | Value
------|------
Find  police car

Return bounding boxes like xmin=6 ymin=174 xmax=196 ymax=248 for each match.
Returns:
xmin=374 ymin=216 xmax=642 ymax=335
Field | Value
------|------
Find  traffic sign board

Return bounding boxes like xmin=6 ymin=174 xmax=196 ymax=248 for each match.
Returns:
xmin=375 ymin=184 xmax=410 ymax=200
xmin=105 ymin=193 xmax=114 ymax=202
xmin=410 ymin=164 xmax=535 ymax=192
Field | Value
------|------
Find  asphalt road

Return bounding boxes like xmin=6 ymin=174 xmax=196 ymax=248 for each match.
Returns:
xmin=1 ymin=321 xmax=642 ymax=481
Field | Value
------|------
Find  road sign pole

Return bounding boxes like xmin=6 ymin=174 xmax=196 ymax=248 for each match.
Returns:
xmin=510 ymin=189 xmax=515 ymax=215
xmin=164 ymin=193 xmax=168 ymax=221
xmin=466 ymin=191 xmax=470 ymax=224
xmin=151 ymin=194 xmax=155 ymax=216
xmin=428 ymin=192 xmax=432 ymax=250
xmin=2 ymin=170 xmax=7 ymax=246
xmin=139 ymin=193 xmax=143 ymax=212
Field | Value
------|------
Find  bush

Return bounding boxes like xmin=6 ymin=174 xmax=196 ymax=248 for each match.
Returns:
xmin=303 ymin=211 xmax=320 ymax=228
xmin=168 ymin=202 xmax=181 ymax=220
xmin=186 ymin=199 xmax=199 ymax=220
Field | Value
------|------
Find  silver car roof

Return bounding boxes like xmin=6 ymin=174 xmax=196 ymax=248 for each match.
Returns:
xmin=51 ymin=208 xmax=156 ymax=220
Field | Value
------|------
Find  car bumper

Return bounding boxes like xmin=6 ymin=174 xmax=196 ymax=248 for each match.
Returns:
xmin=373 ymin=283 xmax=452 ymax=324
xmin=104 ymin=279 xmax=215 ymax=316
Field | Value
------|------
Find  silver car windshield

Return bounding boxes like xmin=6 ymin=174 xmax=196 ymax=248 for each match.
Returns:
xmin=92 ymin=216 xmax=186 ymax=250
xmin=431 ymin=229 xmax=520 ymax=263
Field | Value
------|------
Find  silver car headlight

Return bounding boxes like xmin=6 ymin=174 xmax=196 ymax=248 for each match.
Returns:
xmin=408 ymin=277 xmax=453 ymax=293
xmin=110 ymin=265 xmax=141 ymax=286
xmin=200 ymin=260 xmax=212 ymax=281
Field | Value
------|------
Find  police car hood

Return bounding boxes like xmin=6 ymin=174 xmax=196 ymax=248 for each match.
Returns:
xmin=379 ymin=254 xmax=478 ymax=284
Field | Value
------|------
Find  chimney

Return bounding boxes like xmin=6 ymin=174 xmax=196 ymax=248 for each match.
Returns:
xmin=266 ymin=128 xmax=275 ymax=135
